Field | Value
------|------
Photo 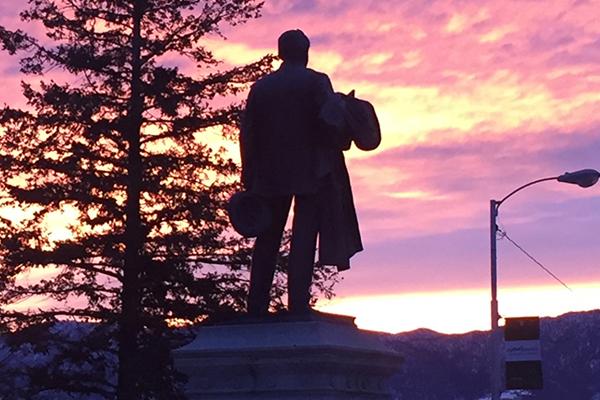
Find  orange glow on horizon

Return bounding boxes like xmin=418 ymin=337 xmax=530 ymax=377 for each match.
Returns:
xmin=317 ymin=282 xmax=600 ymax=334
xmin=1 ymin=0 xmax=600 ymax=338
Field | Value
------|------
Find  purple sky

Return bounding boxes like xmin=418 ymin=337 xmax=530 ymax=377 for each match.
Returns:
xmin=1 ymin=0 xmax=599 ymax=332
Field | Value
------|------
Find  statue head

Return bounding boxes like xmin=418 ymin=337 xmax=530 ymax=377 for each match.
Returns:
xmin=278 ymin=29 xmax=310 ymax=66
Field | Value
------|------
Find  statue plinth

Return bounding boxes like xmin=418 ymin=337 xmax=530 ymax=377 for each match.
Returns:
xmin=173 ymin=312 xmax=402 ymax=399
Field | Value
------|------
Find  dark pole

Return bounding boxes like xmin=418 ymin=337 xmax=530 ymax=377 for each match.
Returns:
xmin=487 ymin=169 xmax=600 ymax=400
xmin=490 ymin=199 xmax=501 ymax=400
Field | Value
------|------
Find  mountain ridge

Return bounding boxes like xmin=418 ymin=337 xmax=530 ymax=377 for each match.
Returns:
xmin=386 ymin=309 xmax=600 ymax=399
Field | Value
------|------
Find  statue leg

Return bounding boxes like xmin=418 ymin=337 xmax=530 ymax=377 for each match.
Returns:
xmin=287 ymin=193 xmax=319 ymax=314
xmin=247 ymin=195 xmax=292 ymax=316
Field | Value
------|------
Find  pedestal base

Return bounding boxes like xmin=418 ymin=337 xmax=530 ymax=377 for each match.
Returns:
xmin=173 ymin=313 xmax=402 ymax=399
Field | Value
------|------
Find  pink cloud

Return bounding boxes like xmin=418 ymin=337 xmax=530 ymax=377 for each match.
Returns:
xmin=1 ymin=0 xmax=599 ymax=326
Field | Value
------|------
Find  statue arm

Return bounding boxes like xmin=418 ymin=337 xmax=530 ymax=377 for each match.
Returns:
xmin=315 ymin=73 xmax=351 ymax=151
xmin=315 ymin=73 xmax=335 ymax=108
xmin=240 ymin=87 xmax=257 ymax=191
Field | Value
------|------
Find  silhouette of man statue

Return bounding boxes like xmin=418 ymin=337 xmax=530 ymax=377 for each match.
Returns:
xmin=240 ymin=29 xmax=360 ymax=316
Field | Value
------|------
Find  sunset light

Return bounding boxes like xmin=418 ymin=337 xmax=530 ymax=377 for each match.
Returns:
xmin=318 ymin=283 xmax=600 ymax=334
xmin=1 ymin=0 xmax=599 ymax=337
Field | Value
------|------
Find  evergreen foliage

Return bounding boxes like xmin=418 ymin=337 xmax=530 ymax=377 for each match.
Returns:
xmin=0 ymin=1 xmax=339 ymax=398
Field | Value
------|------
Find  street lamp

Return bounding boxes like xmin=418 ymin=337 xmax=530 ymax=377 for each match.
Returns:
xmin=489 ymin=168 xmax=600 ymax=400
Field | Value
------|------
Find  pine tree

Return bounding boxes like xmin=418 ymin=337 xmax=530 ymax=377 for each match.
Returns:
xmin=0 ymin=1 xmax=339 ymax=398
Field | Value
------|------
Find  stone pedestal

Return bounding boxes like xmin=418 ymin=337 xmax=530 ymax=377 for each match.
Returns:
xmin=173 ymin=313 xmax=402 ymax=399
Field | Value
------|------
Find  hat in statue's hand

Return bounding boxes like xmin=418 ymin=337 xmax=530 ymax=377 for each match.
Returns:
xmin=227 ymin=191 xmax=272 ymax=238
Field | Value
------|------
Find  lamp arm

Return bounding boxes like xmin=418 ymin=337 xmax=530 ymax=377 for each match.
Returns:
xmin=496 ymin=176 xmax=559 ymax=209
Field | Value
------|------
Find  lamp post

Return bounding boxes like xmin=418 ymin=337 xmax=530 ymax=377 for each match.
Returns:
xmin=489 ymin=169 xmax=600 ymax=400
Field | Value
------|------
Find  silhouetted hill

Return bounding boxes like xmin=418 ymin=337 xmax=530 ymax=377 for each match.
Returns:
xmin=386 ymin=309 xmax=600 ymax=400
xmin=1 ymin=310 xmax=598 ymax=399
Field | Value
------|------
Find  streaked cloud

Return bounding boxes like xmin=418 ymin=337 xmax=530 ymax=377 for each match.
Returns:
xmin=1 ymin=0 xmax=599 ymax=332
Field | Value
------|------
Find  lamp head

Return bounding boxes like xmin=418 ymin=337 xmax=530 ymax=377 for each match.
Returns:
xmin=557 ymin=169 xmax=600 ymax=188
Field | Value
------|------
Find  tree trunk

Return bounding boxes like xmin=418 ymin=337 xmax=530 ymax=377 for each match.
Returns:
xmin=117 ymin=1 xmax=145 ymax=398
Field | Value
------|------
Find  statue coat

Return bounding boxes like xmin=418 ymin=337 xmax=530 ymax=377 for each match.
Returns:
xmin=240 ymin=63 xmax=362 ymax=271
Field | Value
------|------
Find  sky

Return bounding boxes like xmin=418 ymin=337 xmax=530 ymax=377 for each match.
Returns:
xmin=1 ymin=0 xmax=600 ymax=334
